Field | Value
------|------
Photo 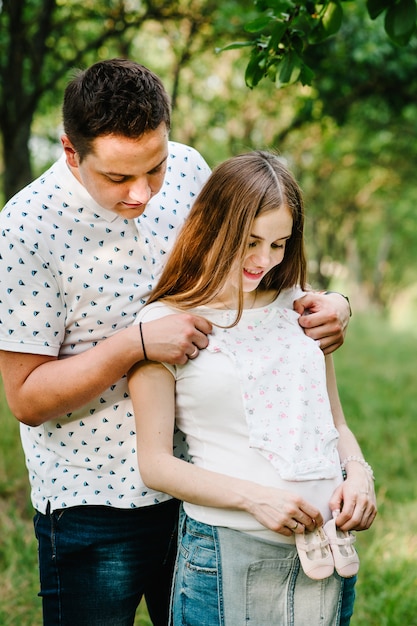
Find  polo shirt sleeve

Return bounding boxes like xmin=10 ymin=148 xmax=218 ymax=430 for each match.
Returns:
xmin=0 ymin=222 xmax=65 ymax=356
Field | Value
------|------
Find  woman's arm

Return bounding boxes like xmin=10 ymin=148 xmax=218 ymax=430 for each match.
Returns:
xmin=325 ymin=355 xmax=377 ymax=531
xmin=128 ymin=360 xmax=322 ymax=536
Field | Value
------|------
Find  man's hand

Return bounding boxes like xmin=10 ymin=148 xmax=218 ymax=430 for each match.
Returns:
xmin=141 ymin=313 xmax=212 ymax=364
xmin=294 ymin=292 xmax=351 ymax=354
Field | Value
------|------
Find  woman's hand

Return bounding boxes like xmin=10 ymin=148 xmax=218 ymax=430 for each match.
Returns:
xmin=329 ymin=464 xmax=377 ymax=532
xmin=245 ymin=485 xmax=323 ymax=537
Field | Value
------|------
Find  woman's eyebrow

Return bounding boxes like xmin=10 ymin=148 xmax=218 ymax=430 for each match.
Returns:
xmin=249 ymin=233 xmax=292 ymax=241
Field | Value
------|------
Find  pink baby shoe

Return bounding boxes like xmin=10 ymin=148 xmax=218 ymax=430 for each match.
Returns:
xmin=295 ymin=526 xmax=335 ymax=580
xmin=323 ymin=517 xmax=360 ymax=578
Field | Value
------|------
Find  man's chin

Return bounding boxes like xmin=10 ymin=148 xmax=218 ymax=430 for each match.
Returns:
xmin=114 ymin=204 xmax=147 ymax=219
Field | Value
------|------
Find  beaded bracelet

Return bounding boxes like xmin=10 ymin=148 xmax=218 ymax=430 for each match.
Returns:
xmin=139 ymin=322 xmax=148 ymax=361
xmin=340 ymin=455 xmax=375 ymax=481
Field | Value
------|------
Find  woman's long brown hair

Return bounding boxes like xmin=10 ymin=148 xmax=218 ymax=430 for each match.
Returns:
xmin=147 ymin=151 xmax=306 ymax=325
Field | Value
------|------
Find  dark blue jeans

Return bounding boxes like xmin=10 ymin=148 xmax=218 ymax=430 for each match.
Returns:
xmin=340 ymin=574 xmax=357 ymax=626
xmin=34 ymin=499 xmax=179 ymax=626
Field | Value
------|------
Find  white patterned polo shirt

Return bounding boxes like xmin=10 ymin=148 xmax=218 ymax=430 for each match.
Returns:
xmin=0 ymin=141 xmax=210 ymax=513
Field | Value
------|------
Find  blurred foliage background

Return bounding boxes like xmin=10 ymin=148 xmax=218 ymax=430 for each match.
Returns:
xmin=1 ymin=0 xmax=417 ymax=322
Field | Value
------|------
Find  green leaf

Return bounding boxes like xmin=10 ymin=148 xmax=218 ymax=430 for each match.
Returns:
xmin=308 ymin=0 xmax=344 ymax=43
xmin=216 ymin=41 xmax=254 ymax=53
xmin=277 ymin=50 xmax=301 ymax=86
xmin=308 ymin=20 xmax=328 ymax=43
xmin=298 ymin=62 xmax=315 ymax=86
xmin=266 ymin=61 xmax=279 ymax=81
xmin=245 ymin=15 xmax=274 ymax=33
xmin=245 ymin=51 xmax=267 ymax=88
xmin=268 ymin=21 xmax=289 ymax=50
xmin=322 ymin=1 xmax=344 ymax=37
xmin=385 ymin=0 xmax=417 ymax=45
xmin=255 ymin=0 xmax=295 ymax=11
xmin=291 ymin=32 xmax=305 ymax=54
xmin=366 ymin=0 xmax=394 ymax=20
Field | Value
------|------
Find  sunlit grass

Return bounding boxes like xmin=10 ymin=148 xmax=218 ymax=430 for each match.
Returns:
xmin=352 ymin=500 xmax=417 ymax=625
xmin=333 ymin=314 xmax=417 ymax=624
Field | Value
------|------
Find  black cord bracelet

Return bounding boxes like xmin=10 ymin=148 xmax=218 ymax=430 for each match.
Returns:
xmin=139 ymin=322 xmax=148 ymax=360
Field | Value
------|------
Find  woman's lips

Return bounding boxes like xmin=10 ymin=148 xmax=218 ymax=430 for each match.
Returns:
xmin=243 ymin=268 xmax=264 ymax=279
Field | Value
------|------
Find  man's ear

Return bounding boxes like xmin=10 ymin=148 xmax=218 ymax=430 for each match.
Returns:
xmin=61 ymin=135 xmax=79 ymax=168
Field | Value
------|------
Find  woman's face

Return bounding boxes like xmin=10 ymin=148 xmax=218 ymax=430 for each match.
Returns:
xmin=222 ymin=207 xmax=294 ymax=304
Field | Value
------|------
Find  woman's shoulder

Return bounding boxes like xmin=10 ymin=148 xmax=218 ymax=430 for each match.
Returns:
xmin=137 ymin=301 xmax=179 ymax=324
xmin=273 ymin=286 xmax=305 ymax=309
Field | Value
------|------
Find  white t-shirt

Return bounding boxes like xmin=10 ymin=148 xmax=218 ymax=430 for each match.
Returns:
xmin=138 ymin=290 xmax=343 ymax=543
xmin=0 ymin=142 xmax=211 ymax=513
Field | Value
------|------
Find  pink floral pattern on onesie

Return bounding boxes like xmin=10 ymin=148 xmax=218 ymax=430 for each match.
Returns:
xmin=206 ymin=302 xmax=340 ymax=481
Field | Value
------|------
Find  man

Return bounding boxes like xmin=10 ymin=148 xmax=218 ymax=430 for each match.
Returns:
xmin=0 ymin=59 xmax=351 ymax=625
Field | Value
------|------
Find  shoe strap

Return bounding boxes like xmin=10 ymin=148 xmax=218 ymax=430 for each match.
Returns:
xmin=297 ymin=537 xmax=330 ymax=552
xmin=333 ymin=533 xmax=356 ymax=547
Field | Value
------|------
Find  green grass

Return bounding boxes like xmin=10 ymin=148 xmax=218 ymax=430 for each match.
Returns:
xmin=1 ymin=313 xmax=417 ymax=624
xmin=332 ymin=314 xmax=417 ymax=624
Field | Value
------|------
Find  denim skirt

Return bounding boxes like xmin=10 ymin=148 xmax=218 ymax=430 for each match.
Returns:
xmin=171 ymin=513 xmax=343 ymax=626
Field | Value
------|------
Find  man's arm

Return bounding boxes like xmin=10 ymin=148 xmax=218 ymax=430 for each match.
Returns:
xmin=0 ymin=314 xmax=211 ymax=426
xmin=294 ymin=292 xmax=351 ymax=354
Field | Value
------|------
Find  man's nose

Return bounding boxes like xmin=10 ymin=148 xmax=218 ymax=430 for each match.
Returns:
xmin=127 ymin=178 xmax=152 ymax=203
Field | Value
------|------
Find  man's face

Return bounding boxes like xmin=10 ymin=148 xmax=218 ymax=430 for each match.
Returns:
xmin=62 ymin=123 xmax=169 ymax=218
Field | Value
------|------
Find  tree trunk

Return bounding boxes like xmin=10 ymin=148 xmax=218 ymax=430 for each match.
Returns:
xmin=2 ymin=117 xmax=33 ymax=202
